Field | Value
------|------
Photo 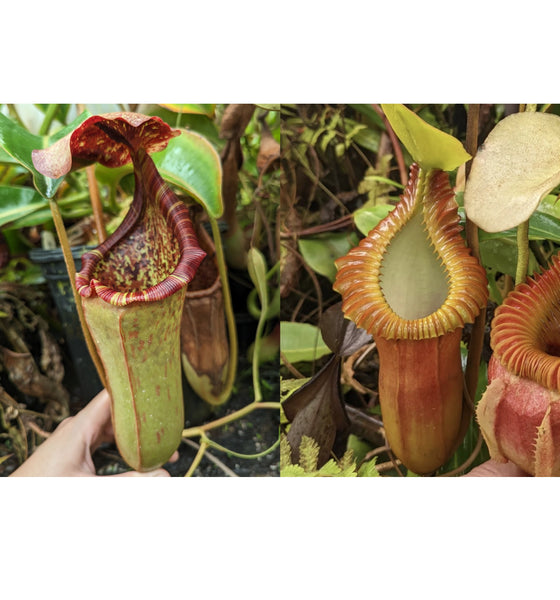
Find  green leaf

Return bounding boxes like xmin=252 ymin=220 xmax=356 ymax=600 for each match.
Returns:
xmin=280 ymin=377 xmax=311 ymax=402
xmin=299 ymin=435 xmax=321 ymax=472
xmin=381 ymin=104 xmax=471 ymax=171
xmin=0 ymin=185 xmax=47 ymax=228
xmin=346 ymin=433 xmax=373 ymax=465
xmin=281 ymin=464 xmax=310 ymax=476
xmin=298 ymin=231 xmax=359 ymax=282
xmin=348 ymin=104 xmax=385 ymax=129
xmin=0 ymin=146 xmax=18 ymax=164
xmin=281 ymin=435 xmax=363 ymax=477
xmin=159 ymin=104 xmax=216 ymax=118
xmin=525 ymin=210 xmax=560 ymax=243
xmin=353 ymin=204 xmax=394 ymax=236
xmin=280 ymin=321 xmax=331 ymax=363
xmin=152 ymin=130 xmax=223 ymax=218
xmin=357 ymin=457 xmax=379 ymax=477
xmin=464 ymin=111 xmax=560 ymax=232
xmin=0 ymin=111 xmax=91 ymax=198
xmin=460 ymin=198 xmax=560 ymax=244
xmin=352 ymin=124 xmax=382 ymax=154
xmin=480 ymin=238 xmax=538 ymax=278
xmin=538 ymin=194 xmax=560 ymax=218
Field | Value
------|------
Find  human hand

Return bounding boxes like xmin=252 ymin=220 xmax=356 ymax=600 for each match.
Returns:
xmin=464 ymin=459 xmax=529 ymax=477
xmin=10 ymin=388 xmax=177 ymax=477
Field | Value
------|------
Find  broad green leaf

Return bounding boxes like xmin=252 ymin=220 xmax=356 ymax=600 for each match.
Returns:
xmin=0 ymin=185 xmax=47 ymax=227
xmin=464 ymin=111 xmax=560 ymax=232
xmin=0 ymin=111 xmax=91 ymax=198
xmin=152 ymin=130 xmax=223 ymax=218
xmin=0 ymin=146 xmax=17 ymax=164
xmin=468 ymin=207 xmax=560 ymax=244
xmin=352 ymin=126 xmax=381 ymax=154
xmin=521 ymin=211 xmax=560 ymax=243
xmin=1 ymin=189 xmax=92 ymax=230
xmin=298 ymin=231 xmax=359 ymax=282
xmin=353 ymin=203 xmax=394 ymax=236
xmin=348 ymin=104 xmax=386 ymax=129
xmin=538 ymin=194 xmax=560 ymax=219
xmin=480 ymin=238 xmax=538 ymax=279
xmin=280 ymin=321 xmax=331 ymax=363
xmin=159 ymin=104 xmax=216 ymax=118
xmin=381 ymin=104 xmax=471 ymax=171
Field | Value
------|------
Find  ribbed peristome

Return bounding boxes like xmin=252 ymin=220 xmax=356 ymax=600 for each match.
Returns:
xmin=334 ymin=164 xmax=488 ymax=340
xmin=491 ymin=252 xmax=560 ymax=392
xmin=76 ymin=147 xmax=206 ymax=306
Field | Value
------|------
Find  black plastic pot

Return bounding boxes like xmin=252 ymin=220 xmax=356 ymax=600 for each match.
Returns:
xmin=29 ymin=245 xmax=103 ymax=403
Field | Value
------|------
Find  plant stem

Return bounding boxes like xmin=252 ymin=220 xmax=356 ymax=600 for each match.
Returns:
xmin=182 ymin=438 xmax=239 ymax=476
xmin=463 ymin=104 xmax=486 ymax=412
xmin=514 ymin=104 xmax=537 ymax=285
xmin=76 ymin=103 xmax=107 ymax=243
xmin=515 ymin=219 xmax=530 ymax=285
xmin=38 ymin=104 xmax=59 ymax=136
xmin=182 ymin=401 xmax=280 ymax=437
xmin=251 ymin=313 xmax=265 ymax=403
xmin=200 ymin=433 xmax=280 ymax=460
xmin=47 ymin=198 xmax=107 ymax=388
xmin=209 ymin=216 xmax=238 ymax=404
xmin=372 ymin=104 xmax=408 ymax=187
xmin=85 ymin=166 xmax=107 ymax=243
xmin=248 ymin=248 xmax=270 ymax=404
xmin=184 ymin=439 xmax=209 ymax=477
xmin=515 ymin=104 xmax=537 ymax=285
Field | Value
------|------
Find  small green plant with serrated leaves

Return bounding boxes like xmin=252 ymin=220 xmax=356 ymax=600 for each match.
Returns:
xmin=280 ymin=434 xmax=379 ymax=477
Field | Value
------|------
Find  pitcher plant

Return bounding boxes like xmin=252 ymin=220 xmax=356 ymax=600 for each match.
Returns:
xmin=334 ymin=105 xmax=489 ymax=474
xmin=32 ymin=113 xmax=207 ymax=471
xmin=464 ymin=107 xmax=560 ymax=476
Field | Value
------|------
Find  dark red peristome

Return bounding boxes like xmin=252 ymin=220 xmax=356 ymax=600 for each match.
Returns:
xmin=76 ymin=147 xmax=206 ymax=306
xmin=32 ymin=112 xmax=207 ymax=473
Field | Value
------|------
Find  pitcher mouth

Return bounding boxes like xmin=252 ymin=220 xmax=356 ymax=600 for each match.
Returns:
xmin=75 ymin=148 xmax=206 ymax=307
xmin=333 ymin=164 xmax=488 ymax=341
xmin=491 ymin=252 xmax=560 ymax=392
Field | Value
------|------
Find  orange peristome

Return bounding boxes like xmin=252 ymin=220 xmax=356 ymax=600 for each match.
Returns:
xmin=377 ymin=330 xmax=464 ymax=474
xmin=477 ymin=254 xmax=560 ymax=476
xmin=333 ymin=164 xmax=488 ymax=474
xmin=491 ymin=252 xmax=560 ymax=391
xmin=333 ymin=164 xmax=488 ymax=340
